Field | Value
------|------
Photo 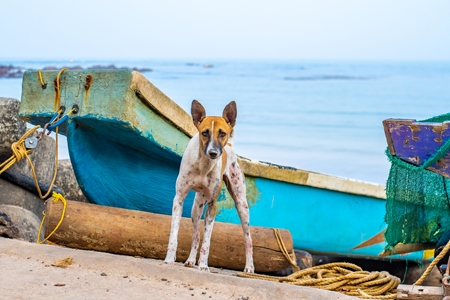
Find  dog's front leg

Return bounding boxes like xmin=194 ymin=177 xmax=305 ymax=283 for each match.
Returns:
xmin=234 ymin=193 xmax=254 ymax=273
xmin=225 ymin=159 xmax=255 ymax=273
xmin=185 ymin=192 xmax=208 ymax=267
xmin=164 ymin=186 xmax=189 ymax=265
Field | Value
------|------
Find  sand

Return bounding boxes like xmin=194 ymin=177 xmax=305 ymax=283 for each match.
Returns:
xmin=0 ymin=238 xmax=359 ymax=300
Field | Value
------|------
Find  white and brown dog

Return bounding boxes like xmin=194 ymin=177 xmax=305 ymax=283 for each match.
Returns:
xmin=164 ymin=100 xmax=254 ymax=273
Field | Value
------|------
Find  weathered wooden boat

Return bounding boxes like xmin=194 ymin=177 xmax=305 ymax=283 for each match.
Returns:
xmin=382 ymin=118 xmax=450 ymax=262
xmin=383 ymin=118 xmax=450 ymax=178
xmin=18 ymin=69 xmax=423 ymax=260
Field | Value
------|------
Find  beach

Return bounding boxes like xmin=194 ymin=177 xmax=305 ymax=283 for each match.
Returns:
xmin=0 ymin=60 xmax=448 ymax=299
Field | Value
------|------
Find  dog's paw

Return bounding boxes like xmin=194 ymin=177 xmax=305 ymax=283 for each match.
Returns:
xmin=243 ymin=265 xmax=255 ymax=273
xmin=184 ymin=261 xmax=195 ymax=268
xmin=198 ymin=265 xmax=210 ymax=272
xmin=164 ymin=258 xmax=175 ymax=265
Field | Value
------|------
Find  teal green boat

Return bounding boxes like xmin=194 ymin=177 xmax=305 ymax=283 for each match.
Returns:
xmin=18 ymin=69 xmax=423 ymax=261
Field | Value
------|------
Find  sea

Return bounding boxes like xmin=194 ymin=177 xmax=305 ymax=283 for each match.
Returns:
xmin=1 ymin=59 xmax=449 ymax=185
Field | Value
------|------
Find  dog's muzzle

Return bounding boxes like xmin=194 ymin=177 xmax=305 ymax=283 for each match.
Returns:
xmin=205 ymin=139 xmax=223 ymax=159
xmin=207 ymin=148 xmax=221 ymax=159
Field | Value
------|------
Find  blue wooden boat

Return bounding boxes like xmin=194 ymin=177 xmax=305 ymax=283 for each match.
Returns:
xmin=18 ymin=69 xmax=423 ymax=261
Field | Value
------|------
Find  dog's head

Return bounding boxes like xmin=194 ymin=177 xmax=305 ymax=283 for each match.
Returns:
xmin=191 ymin=100 xmax=236 ymax=159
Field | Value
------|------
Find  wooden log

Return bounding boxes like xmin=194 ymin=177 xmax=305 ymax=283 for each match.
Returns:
xmin=44 ymin=199 xmax=294 ymax=272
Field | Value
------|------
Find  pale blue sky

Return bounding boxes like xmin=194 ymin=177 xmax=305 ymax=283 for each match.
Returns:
xmin=1 ymin=0 xmax=449 ymax=60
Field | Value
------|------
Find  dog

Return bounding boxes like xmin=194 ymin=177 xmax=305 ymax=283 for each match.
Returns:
xmin=164 ymin=100 xmax=254 ymax=273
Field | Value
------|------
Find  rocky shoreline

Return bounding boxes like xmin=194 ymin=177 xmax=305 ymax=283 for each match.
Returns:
xmin=0 ymin=64 xmax=152 ymax=79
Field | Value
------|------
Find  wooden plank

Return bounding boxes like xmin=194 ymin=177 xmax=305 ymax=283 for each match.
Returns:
xmin=397 ymin=284 xmax=443 ymax=300
xmin=383 ymin=119 xmax=416 ymax=156
xmin=383 ymin=118 xmax=450 ymax=178
xmin=44 ymin=199 xmax=294 ymax=273
xmin=380 ymin=242 xmax=435 ymax=257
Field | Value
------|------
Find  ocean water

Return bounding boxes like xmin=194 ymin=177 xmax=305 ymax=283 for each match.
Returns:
xmin=1 ymin=59 xmax=449 ymax=185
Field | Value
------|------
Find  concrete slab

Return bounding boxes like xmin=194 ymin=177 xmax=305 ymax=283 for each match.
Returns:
xmin=0 ymin=238 xmax=358 ymax=300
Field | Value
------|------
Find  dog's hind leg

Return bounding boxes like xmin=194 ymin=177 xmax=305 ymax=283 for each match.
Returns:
xmin=224 ymin=159 xmax=255 ymax=273
xmin=185 ymin=193 xmax=208 ymax=268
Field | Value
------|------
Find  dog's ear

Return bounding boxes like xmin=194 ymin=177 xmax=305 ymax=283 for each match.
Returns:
xmin=223 ymin=101 xmax=237 ymax=127
xmin=191 ymin=100 xmax=206 ymax=126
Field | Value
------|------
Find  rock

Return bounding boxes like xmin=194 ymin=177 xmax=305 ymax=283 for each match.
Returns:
xmin=295 ymin=249 xmax=313 ymax=269
xmin=0 ymin=98 xmax=26 ymax=159
xmin=87 ymin=64 xmax=118 ymax=70
xmin=0 ymin=97 xmax=54 ymax=242
xmin=0 ymin=211 xmax=19 ymax=238
xmin=265 ymin=249 xmax=313 ymax=277
xmin=0 ymin=203 xmax=43 ymax=242
xmin=0 ymin=65 xmax=11 ymax=77
xmin=0 ymin=177 xmax=46 ymax=222
xmin=0 ymin=97 xmax=57 ymax=186
xmin=55 ymin=159 xmax=89 ymax=203
xmin=11 ymin=134 xmax=56 ymax=186
xmin=0 ymin=66 xmax=25 ymax=79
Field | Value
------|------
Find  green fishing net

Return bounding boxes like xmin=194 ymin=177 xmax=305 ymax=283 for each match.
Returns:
xmin=384 ymin=113 xmax=450 ymax=251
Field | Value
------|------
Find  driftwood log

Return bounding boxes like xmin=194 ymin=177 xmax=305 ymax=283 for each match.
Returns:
xmin=44 ymin=199 xmax=294 ymax=272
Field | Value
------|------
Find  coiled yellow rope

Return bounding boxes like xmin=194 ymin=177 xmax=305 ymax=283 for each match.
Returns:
xmin=237 ymin=262 xmax=400 ymax=299
xmin=0 ymin=125 xmax=40 ymax=175
xmin=37 ymin=192 xmax=67 ymax=244
xmin=237 ymin=229 xmax=400 ymax=299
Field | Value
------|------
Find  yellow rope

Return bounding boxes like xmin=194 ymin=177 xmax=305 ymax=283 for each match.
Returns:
xmin=274 ymin=228 xmax=300 ymax=272
xmin=414 ymin=238 xmax=450 ymax=285
xmin=38 ymin=69 xmax=46 ymax=87
xmin=66 ymin=107 xmax=76 ymax=116
xmin=30 ymin=67 xmax=69 ymax=198
xmin=0 ymin=125 xmax=59 ymax=199
xmin=0 ymin=125 xmax=40 ymax=174
xmin=238 ymin=229 xmax=399 ymax=299
xmin=54 ymin=68 xmax=68 ymax=111
xmin=237 ymin=262 xmax=400 ymax=299
xmin=37 ymin=192 xmax=67 ymax=244
xmin=29 ymin=126 xmax=59 ymax=199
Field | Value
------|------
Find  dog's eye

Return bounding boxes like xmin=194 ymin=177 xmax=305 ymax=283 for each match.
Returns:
xmin=202 ymin=130 xmax=209 ymax=137
xmin=219 ymin=131 xmax=226 ymax=138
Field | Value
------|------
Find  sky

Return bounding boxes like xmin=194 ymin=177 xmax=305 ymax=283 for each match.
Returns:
xmin=1 ymin=0 xmax=449 ymax=61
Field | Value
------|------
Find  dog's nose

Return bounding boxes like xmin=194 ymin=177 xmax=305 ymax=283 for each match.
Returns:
xmin=208 ymin=149 xmax=219 ymax=159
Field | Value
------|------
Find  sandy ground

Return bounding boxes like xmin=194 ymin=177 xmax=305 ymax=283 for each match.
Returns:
xmin=0 ymin=238 xmax=361 ymax=300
